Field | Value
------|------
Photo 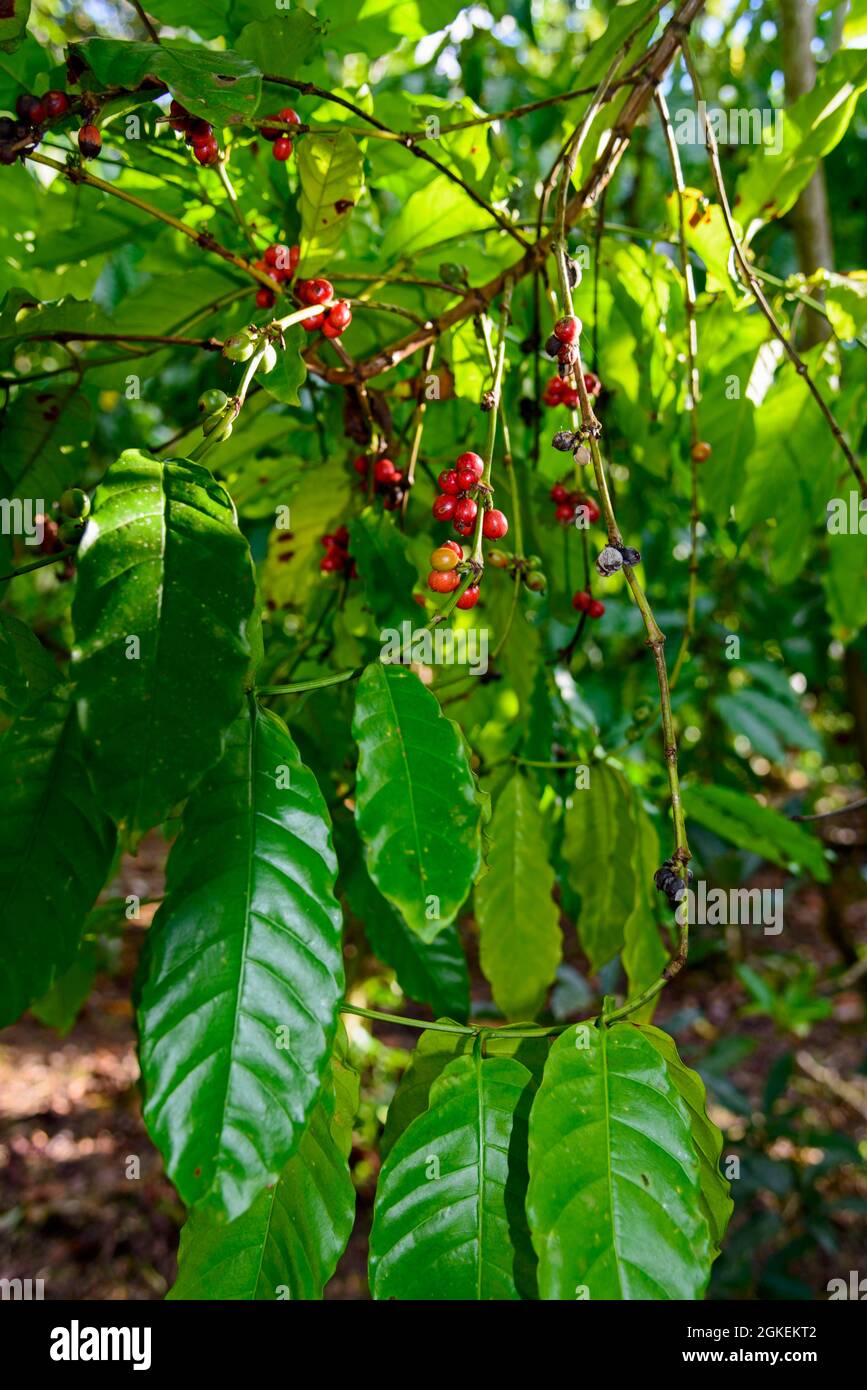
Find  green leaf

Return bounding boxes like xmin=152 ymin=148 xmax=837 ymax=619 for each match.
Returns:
xmin=31 ymin=940 xmax=99 ymax=1037
xmin=824 ymin=523 xmax=867 ymax=638
xmin=0 ymin=687 xmax=116 ymax=1028
xmin=77 ymin=38 xmax=262 ymax=124
xmin=338 ymin=815 xmax=469 ymax=1019
xmin=0 ymin=385 xmax=91 ymax=502
xmin=71 ymin=450 xmax=255 ymax=846
xmin=348 ymin=507 xmax=418 ymax=632
xmin=380 ymin=1024 xmax=474 ymax=1161
xmin=714 ymin=688 xmax=823 ymax=762
xmin=352 ymin=663 xmax=482 ymax=942
xmin=683 ymin=783 xmax=830 ymax=882
xmin=297 ymin=131 xmax=365 ymax=275
xmin=0 ymin=0 xmax=29 ymax=52
xmin=562 ymin=763 xmax=637 ymax=973
xmin=236 ymin=12 xmax=323 ymax=74
xmin=369 ymin=1049 xmax=537 ymax=1300
xmin=638 ymin=1024 xmax=733 ymax=1258
xmin=139 ymin=701 xmax=344 ymax=1220
xmin=736 ymin=51 xmax=867 ymax=238
xmin=381 ymin=175 xmax=491 ymax=263
xmin=0 ymin=610 xmax=56 ymax=718
xmin=168 ymin=1041 xmax=357 ymax=1299
xmin=258 ymin=323 xmax=307 ymax=405
xmin=261 ymin=461 xmax=353 ymax=611
xmin=526 ymin=1022 xmax=712 ymax=1299
xmin=476 ymin=774 xmax=561 ymax=1020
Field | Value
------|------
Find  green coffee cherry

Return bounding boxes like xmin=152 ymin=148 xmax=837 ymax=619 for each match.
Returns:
xmin=525 ymin=554 xmax=542 ymax=570
xmin=59 ymin=487 xmax=90 ymax=519
xmin=260 ymin=342 xmax=277 ymax=374
xmin=198 ymin=388 xmax=229 ymax=416
xmin=58 ymin=517 xmax=85 ymax=546
xmin=223 ymin=330 xmax=257 ymax=362
xmin=524 ymin=569 xmax=547 ymax=592
xmin=208 ymin=418 xmax=234 ymax=442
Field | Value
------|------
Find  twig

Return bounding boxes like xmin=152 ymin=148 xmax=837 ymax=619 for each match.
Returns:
xmin=656 ymin=88 xmax=701 ymax=689
xmin=401 ymin=342 xmax=437 ymax=524
xmin=791 ymin=796 xmax=867 ymax=822
xmin=129 ymin=0 xmax=160 ymax=42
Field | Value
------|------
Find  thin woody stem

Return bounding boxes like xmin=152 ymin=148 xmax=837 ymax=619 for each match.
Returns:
xmin=681 ymin=39 xmax=866 ymax=497
xmin=401 ymin=342 xmax=437 ymax=524
xmin=655 ymin=88 xmax=701 ymax=689
xmin=25 ymin=151 xmax=279 ymax=293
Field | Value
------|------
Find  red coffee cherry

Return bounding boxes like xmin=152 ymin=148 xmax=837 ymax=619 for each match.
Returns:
xmin=374 ymin=458 xmax=398 ymax=484
xmin=454 ymin=496 xmax=478 ymax=525
xmin=78 ymin=124 xmax=102 ymax=158
xmin=273 ymin=137 xmax=293 ymax=161
xmin=353 ymin=455 xmax=369 ymax=475
xmin=554 ymin=316 xmax=579 ymax=343
xmin=430 ymin=546 xmax=460 ymax=572
xmin=278 ymin=107 xmax=300 ymax=127
xmin=453 ymin=517 xmax=475 ymax=536
xmin=457 ymin=585 xmax=480 ymax=610
xmin=550 ymin=483 xmax=569 ymax=503
xmin=438 ymin=469 xmax=461 ymax=496
xmin=588 ymin=598 xmax=605 ymax=618
xmin=256 ymin=287 xmax=276 ymax=308
xmin=483 ymin=509 xmax=508 ymax=539
xmin=428 ymin=568 xmax=461 ymax=594
xmin=443 ymin=540 xmax=464 ymax=558
xmin=298 ymin=278 xmax=333 ymax=306
xmin=455 ymin=451 xmax=484 ymax=480
xmin=43 ymin=91 xmax=69 ymax=119
xmin=302 ymin=309 xmax=326 ymax=331
xmin=193 ymin=134 xmax=220 ymax=165
xmin=555 ymin=501 xmax=575 ymax=524
xmin=432 ymin=494 xmax=457 ymax=521
xmin=327 ymin=299 xmax=352 ymax=330
xmin=572 ymin=590 xmax=592 ymax=612
xmin=16 ymin=93 xmax=46 ymax=126
xmin=456 ymin=467 xmax=480 ymax=492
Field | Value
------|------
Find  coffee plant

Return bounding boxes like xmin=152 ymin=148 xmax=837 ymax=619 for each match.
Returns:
xmin=1 ymin=0 xmax=864 ymax=1303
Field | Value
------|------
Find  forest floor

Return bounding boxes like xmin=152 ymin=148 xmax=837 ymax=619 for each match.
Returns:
xmin=1 ymin=819 xmax=865 ymax=1301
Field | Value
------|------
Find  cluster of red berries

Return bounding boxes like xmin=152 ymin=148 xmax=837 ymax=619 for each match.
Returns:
xmin=542 ymin=370 xmax=601 ymax=409
xmin=353 ymin=454 xmax=405 ymax=510
xmin=252 ymin=242 xmax=300 ymax=309
xmin=549 ymin=482 xmax=601 ymax=527
xmin=0 ymin=90 xmax=72 ymax=164
xmin=432 ymin=451 xmax=509 ymax=540
xmin=295 ymin=277 xmax=352 ymax=338
xmin=320 ymin=525 xmax=356 ymax=575
xmin=427 ymin=541 xmax=480 ymax=609
xmin=168 ymin=99 xmax=221 ymax=166
xmin=572 ymin=590 xmax=605 ymax=619
xmin=260 ymin=107 xmax=300 ymax=162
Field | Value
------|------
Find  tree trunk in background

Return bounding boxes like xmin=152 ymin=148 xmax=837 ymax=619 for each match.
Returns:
xmin=779 ymin=0 xmax=835 ymax=344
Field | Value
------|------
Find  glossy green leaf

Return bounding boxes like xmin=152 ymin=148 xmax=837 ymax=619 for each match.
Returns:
xmin=563 ymin=763 xmax=637 ymax=973
xmin=526 ymin=1023 xmax=712 ymax=1299
xmin=352 ymin=663 xmax=482 ymax=941
xmin=258 ymin=323 xmax=307 ymax=406
xmin=0 ymin=687 xmax=117 ymax=1028
xmin=638 ymin=1024 xmax=733 ymax=1257
xmin=297 ymin=131 xmax=364 ymax=275
xmin=338 ymin=814 xmax=469 ymax=1019
xmin=31 ymin=940 xmax=99 ymax=1037
xmin=72 ymin=450 xmax=255 ymax=846
xmin=236 ymin=12 xmax=323 ymax=74
xmin=0 ymin=0 xmax=30 ymax=52
xmin=370 ymin=1048 xmax=537 ymax=1300
xmin=684 ymin=783 xmax=829 ymax=881
xmin=138 ymin=701 xmax=344 ymax=1219
xmin=476 ymin=774 xmax=561 ymax=1020
xmin=169 ymin=1041 xmax=357 ymax=1299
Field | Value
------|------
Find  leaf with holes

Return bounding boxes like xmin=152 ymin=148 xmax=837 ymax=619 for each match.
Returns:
xmin=138 ymin=701 xmax=344 ymax=1220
